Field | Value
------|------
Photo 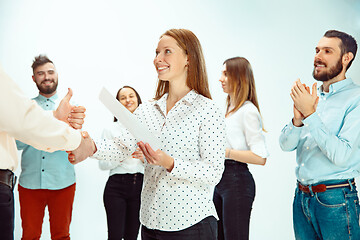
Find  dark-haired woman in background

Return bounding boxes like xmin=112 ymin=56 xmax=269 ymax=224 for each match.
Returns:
xmin=99 ymin=86 xmax=144 ymax=240
xmin=214 ymin=57 xmax=269 ymax=240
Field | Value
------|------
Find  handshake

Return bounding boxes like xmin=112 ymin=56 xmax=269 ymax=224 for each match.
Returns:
xmin=67 ymin=131 xmax=96 ymax=164
xmin=54 ymin=88 xmax=96 ymax=164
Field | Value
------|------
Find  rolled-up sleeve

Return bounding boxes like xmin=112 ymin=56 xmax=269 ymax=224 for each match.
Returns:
xmin=243 ymin=106 xmax=269 ymax=158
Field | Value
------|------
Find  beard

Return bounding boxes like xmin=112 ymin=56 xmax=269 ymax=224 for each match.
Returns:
xmin=312 ymin=58 xmax=343 ymax=82
xmin=35 ymin=79 xmax=58 ymax=95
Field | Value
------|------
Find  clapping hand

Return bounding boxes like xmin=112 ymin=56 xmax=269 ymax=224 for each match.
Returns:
xmin=290 ymin=79 xmax=319 ymax=119
xmin=292 ymin=83 xmax=310 ymax=126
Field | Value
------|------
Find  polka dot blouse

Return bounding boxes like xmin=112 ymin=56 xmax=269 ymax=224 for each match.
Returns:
xmin=93 ymin=90 xmax=225 ymax=231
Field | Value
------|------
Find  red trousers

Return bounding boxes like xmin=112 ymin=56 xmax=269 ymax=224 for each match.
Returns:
xmin=18 ymin=184 xmax=76 ymax=240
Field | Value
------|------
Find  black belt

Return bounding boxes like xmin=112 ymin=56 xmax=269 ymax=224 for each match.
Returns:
xmin=0 ymin=169 xmax=17 ymax=190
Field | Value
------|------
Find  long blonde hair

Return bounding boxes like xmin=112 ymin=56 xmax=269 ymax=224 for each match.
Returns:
xmin=154 ymin=29 xmax=211 ymax=100
xmin=224 ymin=57 xmax=265 ymax=130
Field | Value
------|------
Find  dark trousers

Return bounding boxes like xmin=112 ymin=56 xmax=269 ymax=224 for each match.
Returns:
xmin=141 ymin=216 xmax=217 ymax=240
xmin=0 ymin=183 xmax=14 ymax=240
xmin=213 ymin=160 xmax=255 ymax=240
xmin=103 ymin=173 xmax=143 ymax=240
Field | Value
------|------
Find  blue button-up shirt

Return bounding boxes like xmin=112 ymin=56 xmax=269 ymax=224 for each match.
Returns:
xmin=279 ymin=78 xmax=360 ymax=185
xmin=16 ymin=93 xmax=76 ymax=190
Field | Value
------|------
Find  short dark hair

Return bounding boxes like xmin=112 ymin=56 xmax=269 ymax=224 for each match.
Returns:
xmin=324 ymin=30 xmax=357 ymax=70
xmin=114 ymin=86 xmax=142 ymax=122
xmin=31 ymin=55 xmax=54 ymax=73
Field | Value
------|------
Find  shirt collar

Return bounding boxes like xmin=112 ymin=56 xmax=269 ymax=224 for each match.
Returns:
xmin=153 ymin=89 xmax=198 ymax=115
xmin=154 ymin=89 xmax=198 ymax=106
xmin=319 ymin=78 xmax=353 ymax=94
xmin=35 ymin=93 xmax=58 ymax=103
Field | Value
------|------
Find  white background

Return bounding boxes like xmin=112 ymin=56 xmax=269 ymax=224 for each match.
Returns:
xmin=1 ymin=0 xmax=360 ymax=239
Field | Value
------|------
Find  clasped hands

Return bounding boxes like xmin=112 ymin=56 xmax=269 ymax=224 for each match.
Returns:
xmin=290 ymin=79 xmax=319 ymax=127
xmin=54 ymin=89 xmax=173 ymax=168
xmin=53 ymin=88 xmax=95 ymax=163
xmin=68 ymin=139 xmax=173 ymax=170
xmin=68 ymin=131 xmax=96 ymax=164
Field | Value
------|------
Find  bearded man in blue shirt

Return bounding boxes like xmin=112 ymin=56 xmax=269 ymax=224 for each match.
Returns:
xmin=16 ymin=55 xmax=78 ymax=240
xmin=279 ymin=30 xmax=360 ymax=240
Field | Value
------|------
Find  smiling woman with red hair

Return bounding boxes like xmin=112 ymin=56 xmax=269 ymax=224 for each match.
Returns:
xmin=89 ymin=29 xmax=226 ymax=240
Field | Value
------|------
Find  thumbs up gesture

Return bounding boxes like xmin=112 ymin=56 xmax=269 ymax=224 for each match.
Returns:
xmin=53 ymin=88 xmax=86 ymax=129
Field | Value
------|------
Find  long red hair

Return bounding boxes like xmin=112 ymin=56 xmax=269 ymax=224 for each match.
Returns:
xmin=154 ymin=29 xmax=211 ymax=100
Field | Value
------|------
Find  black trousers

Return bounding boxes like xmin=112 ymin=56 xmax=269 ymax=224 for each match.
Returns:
xmin=141 ymin=216 xmax=217 ymax=240
xmin=213 ymin=160 xmax=256 ymax=240
xmin=103 ymin=173 xmax=143 ymax=240
xmin=0 ymin=182 xmax=14 ymax=240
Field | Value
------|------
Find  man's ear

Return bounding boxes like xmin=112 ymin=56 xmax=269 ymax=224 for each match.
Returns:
xmin=32 ymin=75 xmax=35 ymax=82
xmin=343 ymin=52 xmax=354 ymax=67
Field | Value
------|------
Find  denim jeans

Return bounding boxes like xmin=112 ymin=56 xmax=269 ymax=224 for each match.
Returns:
xmin=141 ymin=216 xmax=217 ymax=240
xmin=213 ymin=160 xmax=255 ymax=240
xmin=103 ymin=173 xmax=143 ymax=240
xmin=293 ymin=179 xmax=360 ymax=240
xmin=0 ymin=183 xmax=14 ymax=240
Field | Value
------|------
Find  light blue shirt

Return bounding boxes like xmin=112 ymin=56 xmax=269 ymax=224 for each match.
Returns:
xmin=16 ymin=93 xmax=76 ymax=190
xmin=279 ymin=78 xmax=360 ymax=185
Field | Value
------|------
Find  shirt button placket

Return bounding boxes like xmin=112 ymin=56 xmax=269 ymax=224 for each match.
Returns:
xmin=41 ymin=156 xmax=45 ymax=173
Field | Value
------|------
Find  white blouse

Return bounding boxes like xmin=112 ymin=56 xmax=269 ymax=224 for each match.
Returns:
xmin=98 ymin=122 xmax=144 ymax=175
xmin=225 ymin=101 xmax=269 ymax=159
xmin=93 ymin=90 xmax=225 ymax=231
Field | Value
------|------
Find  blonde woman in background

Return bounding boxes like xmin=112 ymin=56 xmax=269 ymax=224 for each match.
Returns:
xmin=214 ymin=57 xmax=269 ymax=240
